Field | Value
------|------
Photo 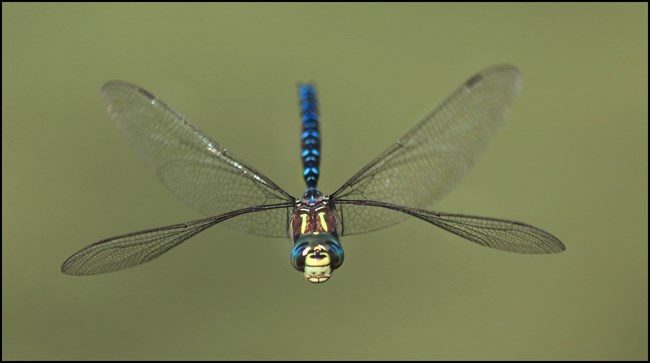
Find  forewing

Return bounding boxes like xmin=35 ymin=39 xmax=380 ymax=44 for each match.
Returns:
xmin=413 ymin=210 xmax=565 ymax=253
xmin=336 ymin=200 xmax=565 ymax=253
xmin=61 ymin=204 xmax=291 ymax=275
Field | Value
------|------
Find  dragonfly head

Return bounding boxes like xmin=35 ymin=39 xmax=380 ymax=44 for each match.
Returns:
xmin=290 ymin=233 xmax=344 ymax=283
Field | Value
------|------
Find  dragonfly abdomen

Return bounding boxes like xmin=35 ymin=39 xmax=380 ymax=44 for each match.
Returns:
xmin=298 ymin=84 xmax=320 ymax=188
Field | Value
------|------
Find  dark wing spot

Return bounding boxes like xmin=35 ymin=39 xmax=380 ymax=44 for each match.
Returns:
xmin=138 ymin=87 xmax=156 ymax=100
xmin=465 ymin=74 xmax=483 ymax=89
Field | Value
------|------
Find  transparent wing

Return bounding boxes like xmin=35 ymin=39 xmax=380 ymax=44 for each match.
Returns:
xmin=101 ymin=81 xmax=295 ymax=237
xmin=330 ymin=65 xmax=523 ymax=235
xmin=61 ymin=204 xmax=290 ymax=275
xmin=336 ymin=200 xmax=565 ymax=253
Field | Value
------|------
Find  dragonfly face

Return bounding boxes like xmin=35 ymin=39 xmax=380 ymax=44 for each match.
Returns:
xmin=61 ymin=64 xmax=565 ymax=280
xmin=290 ymin=233 xmax=344 ymax=283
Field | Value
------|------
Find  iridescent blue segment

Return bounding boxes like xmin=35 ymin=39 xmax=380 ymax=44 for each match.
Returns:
xmin=302 ymin=187 xmax=322 ymax=205
xmin=298 ymin=84 xmax=320 ymax=188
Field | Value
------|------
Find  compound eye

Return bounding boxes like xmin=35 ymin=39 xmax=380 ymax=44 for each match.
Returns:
xmin=290 ymin=241 xmax=311 ymax=271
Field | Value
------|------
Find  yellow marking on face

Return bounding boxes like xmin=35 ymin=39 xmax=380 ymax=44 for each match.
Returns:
xmin=300 ymin=214 xmax=308 ymax=234
xmin=302 ymin=246 xmax=311 ymax=256
xmin=318 ymin=212 xmax=328 ymax=232
xmin=306 ymin=252 xmax=331 ymax=267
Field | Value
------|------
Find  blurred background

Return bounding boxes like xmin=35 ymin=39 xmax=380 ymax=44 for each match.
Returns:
xmin=2 ymin=3 xmax=647 ymax=360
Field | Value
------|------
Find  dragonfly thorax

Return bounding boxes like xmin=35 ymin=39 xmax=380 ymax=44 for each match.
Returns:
xmin=289 ymin=188 xmax=343 ymax=283
xmin=290 ymin=188 xmax=339 ymax=241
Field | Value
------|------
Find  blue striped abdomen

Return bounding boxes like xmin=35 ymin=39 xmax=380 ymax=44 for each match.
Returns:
xmin=299 ymin=84 xmax=320 ymax=188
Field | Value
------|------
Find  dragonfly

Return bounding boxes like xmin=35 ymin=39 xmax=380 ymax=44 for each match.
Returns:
xmin=61 ymin=64 xmax=565 ymax=283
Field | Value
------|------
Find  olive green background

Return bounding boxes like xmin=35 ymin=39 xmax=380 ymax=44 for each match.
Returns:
xmin=3 ymin=3 xmax=647 ymax=360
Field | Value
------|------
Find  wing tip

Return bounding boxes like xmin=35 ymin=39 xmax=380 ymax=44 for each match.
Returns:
xmin=100 ymin=80 xmax=157 ymax=102
xmin=465 ymin=63 xmax=523 ymax=91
